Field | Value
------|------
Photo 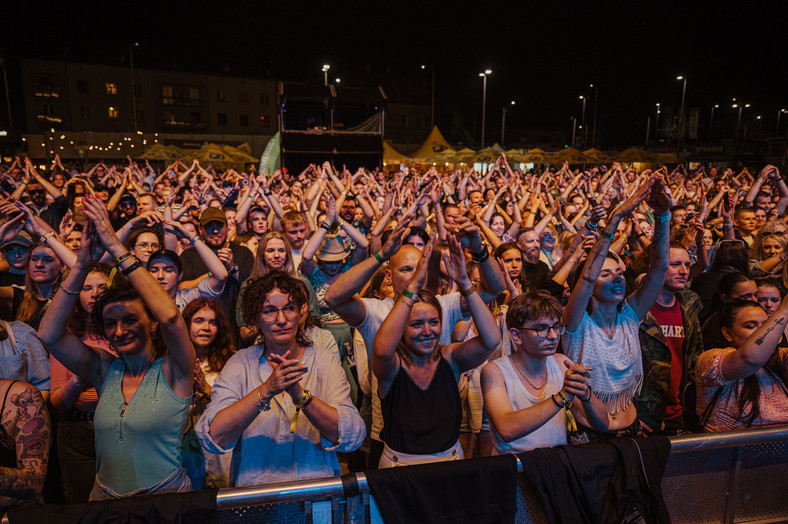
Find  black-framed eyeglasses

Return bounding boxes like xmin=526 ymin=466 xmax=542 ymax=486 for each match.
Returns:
xmin=28 ymin=190 xmax=45 ymax=195
xmin=513 ymin=323 xmax=566 ymax=338
xmin=260 ymin=304 xmax=299 ymax=321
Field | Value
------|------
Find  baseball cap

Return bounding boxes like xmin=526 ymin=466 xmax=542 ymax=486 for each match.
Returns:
xmin=199 ymin=207 xmax=227 ymax=226
xmin=0 ymin=231 xmax=33 ymax=250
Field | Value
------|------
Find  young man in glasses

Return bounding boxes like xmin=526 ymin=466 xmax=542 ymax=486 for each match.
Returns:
xmin=481 ymin=290 xmax=610 ymax=454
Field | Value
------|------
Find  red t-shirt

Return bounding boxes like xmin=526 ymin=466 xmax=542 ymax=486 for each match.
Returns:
xmin=650 ymin=298 xmax=685 ymax=420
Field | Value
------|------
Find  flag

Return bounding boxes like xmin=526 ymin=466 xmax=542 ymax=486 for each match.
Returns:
xmin=259 ymin=132 xmax=281 ymax=177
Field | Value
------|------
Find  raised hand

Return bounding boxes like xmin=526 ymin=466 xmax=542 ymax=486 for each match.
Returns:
xmin=441 ymin=233 xmax=469 ymax=286
xmin=75 ymin=219 xmax=106 ymax=268
xmin=379 ymin=213 xmax=414 ymax=260
xmin=406 ymin=235 xmax=435 ymax=292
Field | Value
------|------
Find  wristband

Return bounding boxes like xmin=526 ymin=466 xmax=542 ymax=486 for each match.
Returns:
xmin=120 ymin=261 xmax=142 ymax=277
xmin=459 ymin=284 xmax=478 ymax=297
xmin=580 ymin=386 xmax=593 ymax=403
xmin=189 ymin=235 xmax=200 ymax=245
xmin=290 ymin=389 xmax=313 ymax=433
xmin=41 ymin=232 xmax=56 ymax=245
xmin=257 ymin=387 xmax=271 ymax=413
xmin=551 ymin=395 xmax=564 ymax=409
xmin=600 ymin=229 xmax=613 ymax=239
xmin=586 ymin=221 xmax=598 ymax=231
xmin=319 ymin=221 xmax=331 ymax=231
xmin=637 ymin=232 xmax=646 ymax=238
xmin=654 ymin=210 xmax=672 ymax=223
xmin=61 ymin=286 xmax=80 ymax=296
xmin=401 ymin=288 xmax=417 ymax=300
xmin=114 ymin=252 xmax=133 ymax=267
xmin=374 ymin=251 xmax=385 ymax=264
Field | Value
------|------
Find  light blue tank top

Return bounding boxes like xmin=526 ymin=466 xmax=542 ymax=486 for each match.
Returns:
xmin=94 ymin=357 xmax=191 ymax=495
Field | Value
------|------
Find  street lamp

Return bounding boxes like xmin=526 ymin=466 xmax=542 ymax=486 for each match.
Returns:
xmin=579 ymin=95 xmax=587 ymax=147
xmin=322 ymin=64 xmax=330 ymax=86
xmin=501 ymin=100 xmax=515 ymax=147
xmin=709 ymin=104 xmax=719 ymax=141
xmin=732 ymin=100 xmax=751 ymax=143
xmin=479 ymin=69 xmax=492 ymax=147
xmin=676 ymin=75 xmax=687 ymax=150
xmin=421 ymin=65 xmax=435 ymax=129
xmin=777 ymin=108 xmax=788 ymax=137
xmin=335 ymin=78 xmax=341 ymax=84
xmin=129 ymin=42 xmax=140 ymax=133
xmin=589 ymin=83 xmax=599 ymax=147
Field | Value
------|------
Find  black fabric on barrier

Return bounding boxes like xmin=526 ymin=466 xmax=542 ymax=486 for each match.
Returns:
xmin=518 ymin=437 xmax=671 ymax=524
xmin=365 ymin=454 xmax=517 ymax=524
xmin=7 ymin=488 xmax=217 ymax=524
xmin=342 ymin=472 xmax=359 ymax=498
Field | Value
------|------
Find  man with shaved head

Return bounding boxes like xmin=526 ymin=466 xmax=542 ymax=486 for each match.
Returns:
xmin=325 ymin=214 xmax=505 ymax=467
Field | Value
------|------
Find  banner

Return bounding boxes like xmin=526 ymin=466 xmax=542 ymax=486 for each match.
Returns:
xmin=259 ymin=131 xmax=281 ymax=176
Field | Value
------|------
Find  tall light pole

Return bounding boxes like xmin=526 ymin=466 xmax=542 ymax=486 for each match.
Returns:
xmin=579 ymin=95 xmax=587 ymax=147
xmin=421 ymin=65 xmax=435 ymax=129
xmin=776 ymin=108 xmax=787 ymax=137
xmin=129 ymin=42 xmax=139 ymax=132
xmin=732 ymin=100 xmax=751 ymax=144
xmin=590 ymin=83 xmax=598 ymax=147
xmin=709 ymin=104 xmax=719 ymax=141
xmin=322 ymin=64 xmax=330 ymax=86
xmin=0 ymin=57 xmax=11 ymax=128
xmin=655 ymin=103 xmax=661 ymax=141
xmin=501 ymin=100 xmax=515 ymax=147
xmin=676 ymin=75 xmax=687 ymax=151
xmin=479 ymin=69 xmax=492 ymax=147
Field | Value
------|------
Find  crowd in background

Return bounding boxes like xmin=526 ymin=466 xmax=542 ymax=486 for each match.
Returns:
xmin=1 ymin=150 xmax=788 ymax=507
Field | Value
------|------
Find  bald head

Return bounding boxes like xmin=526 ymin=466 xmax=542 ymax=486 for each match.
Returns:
xmin=388 ymin=245 xmax=423 ymax=295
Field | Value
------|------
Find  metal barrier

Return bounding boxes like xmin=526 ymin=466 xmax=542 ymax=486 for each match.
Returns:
xmin=6 ymin=426 xmax=788 ymax=523
xmin=215 ymin=426 xmax=788 ymax=524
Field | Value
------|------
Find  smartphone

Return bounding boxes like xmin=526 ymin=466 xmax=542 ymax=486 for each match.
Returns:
xmin=588 ymin=195 xmax=599 ymax=207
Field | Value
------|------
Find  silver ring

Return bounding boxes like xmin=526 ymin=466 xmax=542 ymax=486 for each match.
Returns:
xmin=99 ymin=218 xmax=105 ymax=222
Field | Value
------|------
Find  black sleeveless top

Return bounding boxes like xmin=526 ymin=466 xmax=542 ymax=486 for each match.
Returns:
xmin=380 ymin=353 xmax=462 ymax=455
xmin=0 ymin=381 xmax=19 ymax=467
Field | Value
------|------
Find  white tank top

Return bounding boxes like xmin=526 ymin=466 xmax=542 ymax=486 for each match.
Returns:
xmin=490 ymin=354 xmax=568 ymax=454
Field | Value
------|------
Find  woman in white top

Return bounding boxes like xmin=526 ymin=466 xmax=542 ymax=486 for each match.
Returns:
xmin=561 ymin=172 xmax=670 ymax=438
xmin=482 ymin=291 xmax=610 ymax=454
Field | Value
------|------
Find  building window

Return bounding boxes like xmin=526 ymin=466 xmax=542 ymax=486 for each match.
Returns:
xmin=401 ymin=114 xmax=408 ymax=128
xmin=162 ymin=86 xmax=173 ymax=97
xmin=189 ymin=87 xmax=199 ymax=100
xmin=260 ymin=115 xmax=270 ymax=127
xmin=108 ymin=106 xmax=118 ymax=118
xmin=217 ymin=89 xmax=225 ymax=102
xmin=80 ymin=105 xmax=91 ymax=118
xmin=239 ymin=91 xmax=248 ymax=105
xmin=77 ymin=80 xmax=89 ymax=94
xmin=240 ymin=114 xmax=249 ymax=127
xmin=134 ymin=84 xmax=142 ymax=96
xmin=260 ymin=94 xmax=269 ymax=105
xmin=105 ymin=82 xmax=117 ymax=95
xmin=43 ymin=103 xmax=55 ymax=115
xmin=217 ymin=113 xmax=227 ymax=126
xmin=137 ymin=109 xmax=144 ymax=121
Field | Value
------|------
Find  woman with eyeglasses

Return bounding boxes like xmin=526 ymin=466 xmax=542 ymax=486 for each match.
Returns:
xmin=196 ymin=271 xmax=364 ymax=486
xmin=371 ymin=235 xmax=500 ymax=467
xmin=123 ymin=228 xmax=163 ymax=268
xmin=482 ymin=291 xmax=610 ymax=453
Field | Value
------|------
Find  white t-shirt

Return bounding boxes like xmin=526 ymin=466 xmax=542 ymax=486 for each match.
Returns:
xmin=353 ymin=292 xmax=469 ymax=441
xmin=489 ymin=354 xmax=567 ymax=454
xmin=176 ymin=277 xmax=224 ymax=311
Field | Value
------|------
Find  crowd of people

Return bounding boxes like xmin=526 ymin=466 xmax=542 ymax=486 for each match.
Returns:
xmin=0 ymin=151 xmax=787 ymax=507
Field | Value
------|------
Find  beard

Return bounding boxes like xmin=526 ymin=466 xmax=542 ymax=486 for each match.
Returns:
xmin=523 ymin=250 xmax=540 ymax=264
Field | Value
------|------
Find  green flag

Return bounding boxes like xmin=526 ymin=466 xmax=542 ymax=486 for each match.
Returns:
xmin=259 ymin=132 xmax=281 ymax=176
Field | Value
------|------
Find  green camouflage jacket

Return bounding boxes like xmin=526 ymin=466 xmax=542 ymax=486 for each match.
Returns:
xmin=634 ymin=288 xmax=705 ymax=432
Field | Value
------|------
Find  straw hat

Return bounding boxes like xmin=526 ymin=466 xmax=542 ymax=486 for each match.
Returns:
xmin=315 ymin=234 xmax=349 ymax=262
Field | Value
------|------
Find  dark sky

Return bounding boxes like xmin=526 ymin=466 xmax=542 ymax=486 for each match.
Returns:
xmin=3 ymin=1 xmax=787 ymax=147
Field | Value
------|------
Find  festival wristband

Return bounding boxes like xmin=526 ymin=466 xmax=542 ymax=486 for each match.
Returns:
xmin=401 ymin=288 xmax=417 ymax=300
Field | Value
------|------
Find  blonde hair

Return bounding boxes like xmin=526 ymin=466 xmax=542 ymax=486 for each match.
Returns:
xmin=251 ymin=231 xmax=296 ymax=278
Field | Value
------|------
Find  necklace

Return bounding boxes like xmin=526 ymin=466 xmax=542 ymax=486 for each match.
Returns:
xmin=592 ymin=311 xmax=618 ymax=340
xmin=513 ymin=359 xmax=548 ymax=391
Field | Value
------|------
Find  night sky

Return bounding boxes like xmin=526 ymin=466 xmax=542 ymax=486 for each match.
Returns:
xmin=3 ymin=1 xmax=787 ymax=147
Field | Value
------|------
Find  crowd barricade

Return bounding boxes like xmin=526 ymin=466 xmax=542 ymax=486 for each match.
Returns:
xmin=5 ymin=425 xmax=788 ymax=523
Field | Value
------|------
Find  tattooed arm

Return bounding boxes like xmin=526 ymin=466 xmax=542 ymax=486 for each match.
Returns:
xmin=0 ymin=381 xmax=50 ymax=506
xmin=720 ymin=297 xmax=788 ymax=381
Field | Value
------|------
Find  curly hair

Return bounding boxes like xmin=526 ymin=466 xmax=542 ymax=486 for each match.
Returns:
xmin=182 ymin=298 xmax=236 ymax=373
xmin=240 ymin=271 xmax=312 ymax=347
xmin=89 ymin=280 xmax=167 ymax=359
xmin=506 ymin=290 xmax=563 ymax=336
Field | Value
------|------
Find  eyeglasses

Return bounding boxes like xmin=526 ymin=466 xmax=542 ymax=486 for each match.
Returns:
xmin=28 ymin=190 xmax=45 ymax=195
xmin=260 ymin=304 xmax=299 ymax=321
xmin=513 ymin=323 xmax=566 ymax=338
xmin=134 ymin=242 xmax=161 ymax=251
